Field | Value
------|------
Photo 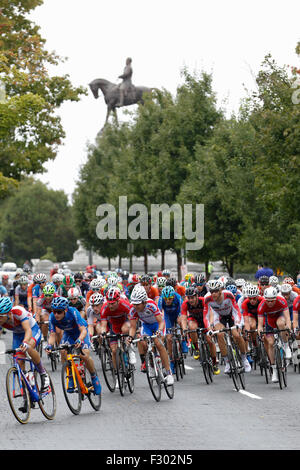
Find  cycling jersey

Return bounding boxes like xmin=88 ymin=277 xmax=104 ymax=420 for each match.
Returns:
xmin=257 ymin=297 xmax=288 ymax=330
xmin=181 ymin=296 xmax=206 ymax=328
xmin=0 ymin=284 xmax=7 ymax=297
xmin=145 ymin=286 xmax=160 ymax=302
xmin=14 ymin=284 xmax=29 ymax=307
xmin=36 ymin=293 xmax=59 ymax=312
xmin=203 ymin=291 xmax=242 ymax=327
xmin=175 ymin=284 xmax=186 ymax=298
xmin=129 ymin=299 xmax=161 ymax=325
xmin=49 ymin=306 xmax=90 ymax=348
xmin=158 ymin=292 xmax=182 ymax=329
xmin=241 ymin=296 xmax=264 ymax=319
xmin=86 ymin=305 xmax=101 ymax=326
xmin=68 ymin=296 xmax=86 ymax=312
xmin=100 ymin=298 xmax=131 ymax=334
xmin=1 ymin=305 xmax=36 ymax=335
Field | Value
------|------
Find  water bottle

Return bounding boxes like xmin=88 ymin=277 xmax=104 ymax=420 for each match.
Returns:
xmin=25 ymin=371 xmax=35 ymax=387
xmin=77 ymin=362 xmax=85 ymax=378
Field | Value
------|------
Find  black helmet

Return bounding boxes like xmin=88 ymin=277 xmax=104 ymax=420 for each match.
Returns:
xmin=259 ymin=275 xmax=269 ymax=286
xmin=185 ymin=286 xmax=198 ymax=297
xmin=166 ymin=278 xmax=177 ymax=287
xmin=74 ymin=272 xmax=83 ymax=281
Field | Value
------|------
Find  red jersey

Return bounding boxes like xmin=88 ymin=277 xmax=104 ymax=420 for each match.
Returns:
xmin=257 ymin=297 xmax=288 ymax=328
xmin=241 ymin=296 xmax=264 ymax=318
xmin=100 ymin=298 xmax=131 ymax=334
xmin=146 ymin=286 xmax=160 ymax=302
xmin=292 ymin=295 xmax=300 ymax=313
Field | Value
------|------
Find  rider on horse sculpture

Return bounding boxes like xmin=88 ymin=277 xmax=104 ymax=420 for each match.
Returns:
xmin=117 ymin=57 xmax=133 ymax=107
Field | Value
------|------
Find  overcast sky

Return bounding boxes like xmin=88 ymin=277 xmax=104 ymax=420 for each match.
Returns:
xmin=30 ymin=0 xmax=300 ymax=200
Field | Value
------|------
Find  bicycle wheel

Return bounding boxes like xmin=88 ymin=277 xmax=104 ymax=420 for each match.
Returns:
xmin=61 ymin=361 xmax=82 ymax=415
xmin=259 ymin=341 xmax=270 ymax=384
xmin=145 ymin=352 xmax=161 ymax=402
xmin=115 ymin=348 xmax=126 ymax=396
xmin=199 ymin=342 xmax=210 ymax=385
xmin=280 ymin=347 xmax=287 ymax=388
xmin=176 ymin=340 xmax=185 ymax=379
xmin=85 ymin=369 xmax=101 ymax=411
xmin=203 ymin=342 xmax=214 ymax=383
xmin=35 ymin=370 xmax=57 ymax=420
xmin=6 ymin=367 xmax=31 ymax=424
xmin=227 ymin=347 xmax=240 ymax=391
xmin=126 ymin=363 xmax=135 ymax=393
xmin=99 ymin=345 xmax=116 ymax=392
xmin=172 ymin=338 xmax=180 ymax=381
xmin=275 ymin=347 xmax=284 ymax=390
xmin=234 ymin=348 xmax=245 ymax=390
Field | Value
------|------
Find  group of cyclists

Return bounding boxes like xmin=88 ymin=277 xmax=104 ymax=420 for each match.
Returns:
xmin=1 ymin=261 xmax=300 ymax=416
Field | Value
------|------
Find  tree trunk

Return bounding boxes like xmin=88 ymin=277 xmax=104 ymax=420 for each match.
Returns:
xmin=108 ymin=257 xmax=111 ymax=271
xmin=143 ymin=248 xmax=148 ymax=274
xmin=176 ymin=249 xmax=182 ymax=281
xmin=118 ymin=255 xmax=122 ymax=268
xmin=161 ymin=249 xmax=165 ymax=271
xmin=205 ymin=260 xmax=209 ymax=280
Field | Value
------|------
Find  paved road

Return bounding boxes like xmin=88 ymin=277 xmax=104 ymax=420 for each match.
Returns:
xmin=1 ymin=332 xmax=300 ymax=451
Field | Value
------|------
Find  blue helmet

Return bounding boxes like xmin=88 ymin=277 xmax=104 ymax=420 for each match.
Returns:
xmin=0 ymin=297 xmax=13 ymax=315
xmin=226 ymin=284 xmax=237 ymax=295
xmin=161 ymin=286 xmax=175 ymax=299
xmin=51 ymin=296 xmax=68 ymax=311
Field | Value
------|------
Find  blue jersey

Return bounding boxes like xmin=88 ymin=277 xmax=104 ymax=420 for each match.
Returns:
xmin=49 ymin=306 xmax=87 ymax=335
xmin=32 ymin=284 xmax=43 ymax=298
xmin=158 ymin=292 xmax=183 ymax=320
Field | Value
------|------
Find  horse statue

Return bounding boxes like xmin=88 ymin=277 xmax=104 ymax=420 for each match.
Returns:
xmin=89 ymin=78 xmax=154 ymax=130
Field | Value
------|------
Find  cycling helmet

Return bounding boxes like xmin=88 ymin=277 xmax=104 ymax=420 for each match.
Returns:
xmin=235 ymin=278 xmax=245 ymax=288
xmin=89 ymin=292 xmax=104 ymax=306
xmin=166 ymin=277 xmax=177 ymax=287
xmin=283 ymin=277 xmax=294 ymax=286
xmin=226 ymin=284 xmax=237 ymax=295
xmin=83 ymin=272 xmax=93 ymax=281
xmin=258 ymin=276 xmax=270 ymax=286
xmin=63 ymin=275 xmax=74 ymax=286
xmin=19 ymin=275 xmax=28 ymax=285
xmin=90 ymin=279 xmax=102 ymax=291
xmin=0 ymin=297 xmax=12 ymax=315
xmin=264 ymin=287 xmax=278 ymax=300
xmin=194 ymin=274 xmax=206 ymax=285
xmin=185 ymin=286 xmax=198 ymax=297
xmin=140 ymin=274 xmax=152 ymax=285
xmin=162 ymin=269 xmax=171 ymax=277
xmin=67 ymin=287 xmax=81 ymax=299
xmin=106 ymin=287 xmax=121 ymax=303
xmin=130 ymin=285 xmax=148 ymax=304
xmin=51 ymin=296 xmax=69 ymax=310
xmin=52 ymin=273 xmax=61 ymax=283
xmin=121 ymin=271 xmax=129 ymax=280
xmin=43 ymin=283 xmax=55 ymax=295
xmin=74 ymin=272 xmax=83 ymax=281
xmin=246 ymin=285 xmax=259 ymax=298
xmin=207 ymin=280 xmax=222 ymax=291
xmin=218 ymin=276 xmax=228 ymax=287
xmin=35 ymin=273 xmax=47 ymax=284
xmin=225 ymin=278 xmax=236 ymax=288
xmin=107 ymin=275 xmax=118 ymax=286
xmin=280 ymin=283 xmax=292 ymax=294
xmin=157 ymin=277 xmax=167 ymax=288
xmin=161 ymin=286 xmax=175 ymax=299
xmin=131 ymin=274 xmax=140 ymax=284
xmin=269 ymin=276 xmax=279 ymax=286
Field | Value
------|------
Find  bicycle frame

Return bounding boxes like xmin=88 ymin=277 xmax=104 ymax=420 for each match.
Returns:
xmin=8 ymin=350 xmax=40 ymax=403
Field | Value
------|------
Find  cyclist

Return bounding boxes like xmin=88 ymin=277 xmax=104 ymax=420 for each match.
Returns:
xmin=257 ymin=286 xmax=292 ymax=383
xmin=57 ymin=275 xmax=76 ymax=298
xmin=126 ymin=274 xmax=140 ymax=298
xmin=156 ymin=276 xmax=167 ymax=296
xmin=205 ymin=280 xmax=251 ymax=373
xmin=86 ymin=292 xmax=105 ymax=345
xmin=31 ymin=273 xmax=48 ymax=316
xmin=51 ymin=273 xmax=64 ymax=293
xmin=0 ymin=297 xmax=50 ymax=394
xmin=283 ymin=277 xmax=300 ymax=296
xmin=36 ymin=283 xmax=60 ymax=344
xmin=140 ymin=274 xmax=160 ymax=304
xmin=280 ymin=283 xmax=298 ymax=323
xmin=269 ymin=276 xmax=281 ymax=293
xmin=74 ymin=272 xmax=90 ymax=298
xmin=193 ymin=274 xmax=208 ymax=297
xmin=257 ymin=276 xmax=270 ymax=296
xmin=157 ymin=285 xmax=187 ymax=373
xmin=98 ymin=287 xmax=136 ymax=366
xmin=46 ymin=296 xmax=101 ymax=395
xmin=166 ymin=277 xmax=186 ymax=299
xmin=181 ymin=286 xmax=220 ymax=374
xmin=14 ymin=275 xmax=29 ymax=308
xmin=68 ymin=287 xmax=86 ymax=318
xmin=241 ymin=285 xmax=264 ymax=359
xmin=127 ymin=285 xmax=174 ymax=385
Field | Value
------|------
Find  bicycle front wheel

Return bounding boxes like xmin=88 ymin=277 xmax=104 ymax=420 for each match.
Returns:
xmin=6 ymin=367 xmax=31 ymax=424
xmin=35 ymin=371 xmax=57 ymax=420
xmin=61 ymin=361 xmax=82 ymax=415
xmin=100 ymin=345 xmax=116 ymax=392
xmin=227 ymin=347 xmax=240 ymax=391
xmin=85 ymin=370 xmax=101 ymax=411
xmin=145 ymin=353 xmax=161 ymax=402
xmin=116 ymin=348 xmax=126 ymax=396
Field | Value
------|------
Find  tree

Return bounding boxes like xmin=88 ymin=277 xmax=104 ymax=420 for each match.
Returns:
xmin=0 ymin=1 xmax=86 ymax=198
xmin=0 ymin=179 xmax=77 ymax=265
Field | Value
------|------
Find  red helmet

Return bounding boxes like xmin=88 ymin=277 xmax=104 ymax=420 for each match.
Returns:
xmin=283 ymin=277 xmax=294 ymax=286
xmin=106 ymin=287 xmax=121 ymax=303
xmin=132 ymin=274 xmax=140 ymax=284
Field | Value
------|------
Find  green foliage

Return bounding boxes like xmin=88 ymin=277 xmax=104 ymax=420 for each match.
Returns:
xmin=0 ymin=179 xmax=77 ymax=265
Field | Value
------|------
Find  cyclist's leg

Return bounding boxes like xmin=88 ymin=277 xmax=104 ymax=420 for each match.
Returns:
xmin=188 ymin=319 xmax=199 ymax=358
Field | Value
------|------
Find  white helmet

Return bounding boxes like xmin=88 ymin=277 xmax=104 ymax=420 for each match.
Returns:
xmin=130 ymin=285 xmax=148 ymax=304
xmin=218 ymin=276 xmax=228 ymax=288
xmin=280 ymin=283 xmax=292 ymax=294
xmin=157 ymin=277 xmax=167 ymax=288
xmin=207 ymin=280 xmax=222 ymax=291
xmin=68 ymin=287 xmax=81 ymax=299
xmin=107 ymin=275 xmax=118 ymax=286
xmin=269 ymin=276 xmax=279 ymax=287
xmin=246 ymin=285 xmax=259 ymax=298
xmin=90 ymin=279 xmax=102 ymax=291
xmin=235 ymin=278 xmax=245 ymax=288
xmin=264 ymin=287 xmax=278 ymax=300
xmin=89 ymin=292 xmax=104 ymax=306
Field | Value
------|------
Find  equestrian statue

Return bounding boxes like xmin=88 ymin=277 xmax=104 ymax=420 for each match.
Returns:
xmin=89 ymin=58 xmax=155 ymax=131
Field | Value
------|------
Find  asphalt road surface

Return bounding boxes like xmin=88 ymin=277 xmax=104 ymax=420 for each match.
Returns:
xmin=1 ymin=331 xmax=300 ymax=451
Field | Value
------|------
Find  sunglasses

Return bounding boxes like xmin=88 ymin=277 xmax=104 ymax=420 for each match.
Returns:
xmin=53 ymin=310 xmax=65 ymax=315
xmin=44 ymin=294 xmax=53 ymax=298
xmin=210 ymin=289 xmax=221 ymax=293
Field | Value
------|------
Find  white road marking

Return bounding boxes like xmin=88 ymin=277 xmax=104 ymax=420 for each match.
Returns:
xmin=238 ymin=389 xmax=262 ymax=400
xmin=184 ymin=365 xmax=194 ymax=370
